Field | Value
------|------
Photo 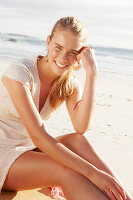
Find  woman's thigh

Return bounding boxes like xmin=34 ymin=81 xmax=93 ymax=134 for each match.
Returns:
xmin=2 ymin=149 xmax=108 ymax=200
xmin=2 ymin=150 xmax=69 ymax=191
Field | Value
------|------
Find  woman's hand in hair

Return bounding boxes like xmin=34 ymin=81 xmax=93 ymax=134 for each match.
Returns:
xmin=77 ymin=46 xmax=98 ymax=77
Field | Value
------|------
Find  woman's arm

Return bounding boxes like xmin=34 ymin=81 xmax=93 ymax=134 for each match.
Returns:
xmin=66 ymin=47 xmax=98 ymax=134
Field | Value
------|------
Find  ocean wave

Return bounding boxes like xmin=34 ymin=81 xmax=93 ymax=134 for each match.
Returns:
xmin=0 ymin=32 xmax=133 ymax=56
xmin=94 ymin=45 xmax=133 ymax=61
xmin=0 ymin=32 xmax=45 ymax=46
xmin=0 ymin=32 xmax=133 ymax=78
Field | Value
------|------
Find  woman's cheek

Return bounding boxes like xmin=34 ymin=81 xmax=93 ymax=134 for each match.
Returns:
xmin=51 ymin=50 xmax=59 ymax=58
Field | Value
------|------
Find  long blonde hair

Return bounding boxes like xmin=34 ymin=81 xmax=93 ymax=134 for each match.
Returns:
xmin=49 ymin=16 xmax=88 ymax=109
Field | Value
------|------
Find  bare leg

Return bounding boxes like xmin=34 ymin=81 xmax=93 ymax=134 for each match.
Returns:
xmin=54 ymin=132 xmax=132 ymax=200
xmin=2 ymin=150 xmax=108 ymax=200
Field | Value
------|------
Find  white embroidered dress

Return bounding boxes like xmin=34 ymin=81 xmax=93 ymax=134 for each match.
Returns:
xmin=0 ymin=56 xmax=80 ymax=193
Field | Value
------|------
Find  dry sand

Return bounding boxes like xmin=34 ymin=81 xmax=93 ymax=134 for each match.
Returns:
xmin=0 ymin=188 xmax=57 ymax=200
xmin=0 ymin=60 xmax=133 ymax=199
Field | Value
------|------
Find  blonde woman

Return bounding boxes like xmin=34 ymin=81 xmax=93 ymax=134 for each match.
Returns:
xmin=0 ymin=17 xmax=132 ymax=200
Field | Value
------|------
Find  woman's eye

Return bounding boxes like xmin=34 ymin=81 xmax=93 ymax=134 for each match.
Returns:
xmin=56 ymin=46 xmax=62 ymax=50
xmin=69 ymin=52 xmax=77 ymax=55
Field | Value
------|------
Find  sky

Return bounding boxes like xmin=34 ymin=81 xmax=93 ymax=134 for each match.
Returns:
xmin=0 ymin=0 xmax=133 ymax=49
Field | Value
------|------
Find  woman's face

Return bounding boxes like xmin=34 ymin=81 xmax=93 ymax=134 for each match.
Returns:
xmin=47 ymin=30 xmax=83 ymax=75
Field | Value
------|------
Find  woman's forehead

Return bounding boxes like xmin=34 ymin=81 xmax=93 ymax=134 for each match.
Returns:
xmin=51 ymin=30 xmax=84 ymax=51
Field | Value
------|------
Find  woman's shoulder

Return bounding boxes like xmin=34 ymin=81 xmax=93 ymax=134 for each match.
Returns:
xmin=3 ymin=56 xmax=37 ymax=78
xmin=19 ymin=56 xmax=37 ymax=70
xmin=2 ymin=56 xmax=38 ymax=90
xmin=5 ymin=56 xmax=36 ymax=70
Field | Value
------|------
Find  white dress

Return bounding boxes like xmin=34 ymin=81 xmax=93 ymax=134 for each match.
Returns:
xmin=0 ymin=56 xmax=80 ymax=193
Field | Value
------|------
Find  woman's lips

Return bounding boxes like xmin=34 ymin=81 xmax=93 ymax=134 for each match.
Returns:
xmin=54 ymin=60 xmax=68 ymax=70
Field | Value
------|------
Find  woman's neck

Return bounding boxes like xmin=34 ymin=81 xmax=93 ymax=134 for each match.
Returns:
xmin=37 ymin=56 xmax=58 ymax=86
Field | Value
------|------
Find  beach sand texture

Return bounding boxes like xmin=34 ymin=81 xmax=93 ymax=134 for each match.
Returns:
xmin=0 ymin=188 xmax=57 ymax=200
xmin=0 ymin=189 xmax=133 ymax=200
xmin=0 ymin=190 xmax=133 ymax=200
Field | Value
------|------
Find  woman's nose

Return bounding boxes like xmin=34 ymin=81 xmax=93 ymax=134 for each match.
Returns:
xmin=58 ymin=51 xmax=68 ymax=63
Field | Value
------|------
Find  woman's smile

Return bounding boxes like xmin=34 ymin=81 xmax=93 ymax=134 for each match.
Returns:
xmin=54 ymin=60 xmax=69 ymax=70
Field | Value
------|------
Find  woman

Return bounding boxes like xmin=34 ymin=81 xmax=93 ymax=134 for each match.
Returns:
xmin=0 ymin=16 xmax=132 ymax=200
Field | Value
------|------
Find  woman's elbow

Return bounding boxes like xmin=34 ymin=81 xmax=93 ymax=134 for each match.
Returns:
xmin=74 ymin=127 xmax=89 ymax=135
xmin=73 ymin=120 xmax=90 ymax=135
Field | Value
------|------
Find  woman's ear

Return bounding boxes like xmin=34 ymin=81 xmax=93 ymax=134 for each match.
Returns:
xmin=47 ymin=35 xmax=51 ymax=47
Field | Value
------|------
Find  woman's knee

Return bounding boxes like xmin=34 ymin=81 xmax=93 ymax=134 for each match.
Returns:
xmin=57 ymin=132 xmax=91 ymax=151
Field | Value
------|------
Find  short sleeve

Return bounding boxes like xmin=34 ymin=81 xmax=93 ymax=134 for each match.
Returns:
xmin=2 ymin=61 xmax=33 ymax=90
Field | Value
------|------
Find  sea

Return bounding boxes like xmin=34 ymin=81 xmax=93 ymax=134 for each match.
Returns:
xmin=0 ymin=32 xmax=133 ymax=81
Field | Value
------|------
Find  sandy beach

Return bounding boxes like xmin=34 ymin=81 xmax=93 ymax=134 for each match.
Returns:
xmin=0 ymin=60 xmax=133 ymax=199
xmin=0 ymin=188 xmax=58 ymax=200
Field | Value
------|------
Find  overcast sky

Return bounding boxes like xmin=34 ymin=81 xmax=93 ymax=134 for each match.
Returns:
xmin=0 ymin=0 xmax=132 ymax=48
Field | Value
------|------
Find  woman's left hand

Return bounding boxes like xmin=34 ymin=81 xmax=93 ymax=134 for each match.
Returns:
xmin=90 ymin=169 xmax=127 ymax=200
xmin=77 ymin=46 xmax=98 ymax=77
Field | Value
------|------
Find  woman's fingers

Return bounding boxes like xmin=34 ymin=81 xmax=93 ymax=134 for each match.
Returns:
xmin=105 ymin=181 xmax=127 ymax=200
xmin=114 ymin=181 xmax=127 ymax=200
xmin=76 ymin=46 xmax=98 ymax=75
xmin=105 ymin=189 xmax=117 ymax=200
xmin=93 ymin=170 xmax=127 ymax=200
xmin=111 ymin=185 xmax=125 ymax=200
xmin=105 ymin=186 xmax=125 ymax=200
xmin=77 ymin=46 xmax=92 ymax=59
xmin=76 ymin=46 xmax=91 ymax=61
